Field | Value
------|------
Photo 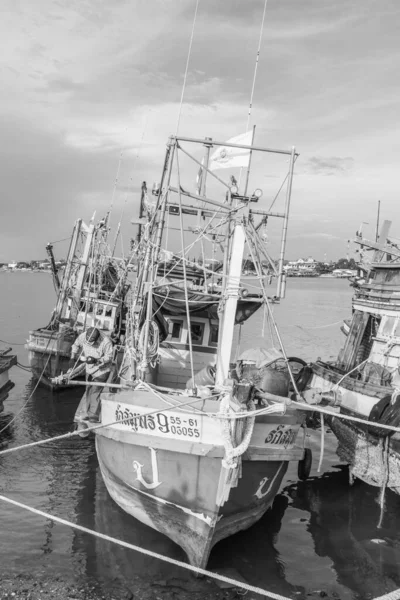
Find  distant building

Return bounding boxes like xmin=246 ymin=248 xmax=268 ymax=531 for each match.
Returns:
xmin=7 ymin=261 xmax=17 ymax=270
xmin=284 ymin=257 xmax=317 ymax=274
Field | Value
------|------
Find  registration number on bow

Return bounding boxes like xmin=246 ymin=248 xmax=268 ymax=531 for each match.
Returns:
xmin=101 ymin=399 xmax=220 ymax=442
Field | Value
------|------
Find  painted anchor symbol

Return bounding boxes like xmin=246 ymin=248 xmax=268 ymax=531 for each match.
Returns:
xmin=132 ymin=447 xmax=162 ymax=490
xmin=254 ymin=476 xmax=270 ymax=499
xmin=254 ymin=463 xmax=285 ymax=499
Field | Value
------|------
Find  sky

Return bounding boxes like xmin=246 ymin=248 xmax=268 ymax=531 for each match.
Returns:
xmin=1 ymin=0 xmax=400 ymax=262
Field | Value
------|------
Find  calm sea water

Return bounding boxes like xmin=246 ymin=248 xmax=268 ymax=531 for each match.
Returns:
xmin=1 ymin=272 xmax=400 ymax=599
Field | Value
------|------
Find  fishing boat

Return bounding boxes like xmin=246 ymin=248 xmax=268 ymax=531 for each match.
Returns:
xmin=302 ymin=220 xmax=400 ymax=493
xmin=0 ymin=347 xmax=17 ymax=413
xmin=26 ymin=214 xmax=130 ymax=389
xmin=74 ymin=133 xmax=312 ymax=568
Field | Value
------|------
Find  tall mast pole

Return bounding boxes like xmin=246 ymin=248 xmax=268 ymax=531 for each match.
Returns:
xmin=243 ymin=125 xmax=256 ymax=197
xmin=199 ymin=138 xmax=212 ymax=289
xmin=137 ymin=181 xmax=147 ymax=245
xmin=52 ymin=219 xmax=82 ymax=324
xmin=69 ymin=215 xmax=96 ymax=324
xmin=215 ymin=220 xmax=246 ymax=389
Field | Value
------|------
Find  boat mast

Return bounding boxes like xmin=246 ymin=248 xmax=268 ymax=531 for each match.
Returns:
xmin=69 ymin=215 xmax=96 ymax=325
xmin=45 ymin=243 xmax=60 ymax=291
xmin=137 ymin=181 xmax=147 ymax=245
xmin=52 ymin=219 xmax=82 ymax=325
xmin=375 ymin=200 xmax=381 ymax=243
xmin=215 ymin=218 xmax=247 ymax=388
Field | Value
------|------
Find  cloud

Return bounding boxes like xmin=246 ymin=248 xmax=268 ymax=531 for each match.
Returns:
xmin=304 ymin=156 xmax=354 ymax=176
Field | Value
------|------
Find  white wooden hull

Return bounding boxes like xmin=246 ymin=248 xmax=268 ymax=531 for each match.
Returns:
xmin=95 ymin=388 xmax=305 ymax=567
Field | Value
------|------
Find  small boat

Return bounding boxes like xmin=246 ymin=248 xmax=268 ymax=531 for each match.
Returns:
xmin=26 ymin=214 xmax=130 ymax=389
xmin=303 ymin=220 xmax=400 ymax=493
xmin=76 ymin=133 xmax=311 ymax=568
xmin=0 ymin=347 xmax=17 ymax=413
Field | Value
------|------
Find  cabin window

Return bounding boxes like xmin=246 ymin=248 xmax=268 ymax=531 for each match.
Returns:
xmin=105 ymin=306 xmax=113 ymax=318
xmin=170 ymin=321 xmax=182 ymax=342
xmin=393 ymin=319 xmax=400 ymax=338
xmin=190 ymin=322 xmax=205 ymax=345
xmin=96 ymin=304 xmax=104 ymax=316
xmin=209 ymin=323 xmax=219 ymax=347
xmin=381 ymin=316 xmax=396 ymax=337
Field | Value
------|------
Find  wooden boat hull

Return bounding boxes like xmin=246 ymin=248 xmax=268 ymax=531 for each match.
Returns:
xmin=0 ymin=353 xmax=17 ymax=412
xmin=309 ymin=362 xmax=400 ymax=493
xmin=26 ymin=328 xmax=77 ymax=389
xmin=96 ymin=434 xmax=289 ymax=568
xmin=94 ymin=388 xmax=305 ymax=567
xmin=329 ymin=415 xmax=400 ymax=493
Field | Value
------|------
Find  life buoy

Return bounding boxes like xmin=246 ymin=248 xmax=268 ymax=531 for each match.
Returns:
xmin=298 ymin=447 xmax=312 ymax=480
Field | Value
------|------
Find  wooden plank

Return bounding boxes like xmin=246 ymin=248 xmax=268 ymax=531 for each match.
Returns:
xmin=338 ymin=311 xmax=370 ymax=370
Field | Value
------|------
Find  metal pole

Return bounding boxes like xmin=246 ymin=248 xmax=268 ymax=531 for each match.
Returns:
xmin=277 ymin=146 xmax=296 ymax=298
xmin=174 ymin=135 xmax=298 ymax=156
xmin=243 ymin=125 xmax=256 ymax=197
xmin=52 ymin=219 xmax=82 ymax=324
xmin=45 ymin=243 xmax=60 ymax=291
xmin=200 ymin=138 xmax=212 ymax=197
xmin=375 ymin=200 xmax=381 ymax=243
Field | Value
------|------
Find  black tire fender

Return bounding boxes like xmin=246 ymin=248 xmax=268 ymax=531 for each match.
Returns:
xmin=368 ymin=394 xmax=392 ymax=437
xmin=298 ymin=447 xmax=312 ymax=480
xmin=294 ymin=365 xmax=313 ymax=392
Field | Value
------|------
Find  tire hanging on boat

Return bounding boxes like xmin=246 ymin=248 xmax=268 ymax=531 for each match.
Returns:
xmin=298 ymin=447 xmax=312 ymax=480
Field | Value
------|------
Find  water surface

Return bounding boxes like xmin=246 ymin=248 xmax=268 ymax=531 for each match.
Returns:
xmin=1 ymin=272 xmax=400 ymax=599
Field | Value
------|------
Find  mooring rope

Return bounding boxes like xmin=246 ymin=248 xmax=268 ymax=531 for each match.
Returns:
xmin=378 ymin=436 xmax=390 ymax=529
xmin=0 ymin=494 xmax=293 ymax=600
xmin=0 ymin=493 xmax=399 ymax=600
xmin=317 ymin=413 xmax=325 ymax=473
xmin=373 ymin=591 xmax=400 ymax=600
xmin=0 ymin=338 xmax=26 ymax=346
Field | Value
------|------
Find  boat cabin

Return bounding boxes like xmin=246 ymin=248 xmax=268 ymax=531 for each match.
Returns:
xmin=157 ymin=314 xmax=218 ymax=389
xmin=64 ymin=296 xmax=120 ymax=335
xmin=337 ymin=263 xmax=400 ymax=384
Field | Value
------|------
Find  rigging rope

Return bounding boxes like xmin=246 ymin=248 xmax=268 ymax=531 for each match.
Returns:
xmin=108 ymin=151 xmax=123 ymax=226
xmin=0 ymin=339 xmax=26 ymax=346
xmin=47 ymin=235 xmax=72 ymax=245
xmin=175 ymin=0 xmax=200 ymax=135
xmin=245 ymin=0 xmax=268 ymax=131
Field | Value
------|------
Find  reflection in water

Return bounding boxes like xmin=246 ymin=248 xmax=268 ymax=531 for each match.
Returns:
xmin=286 ymin=466 xmax=400 ymax=597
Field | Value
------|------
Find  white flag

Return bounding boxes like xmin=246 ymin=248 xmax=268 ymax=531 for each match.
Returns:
xmin=209 ymin=130 xmax=253 ymax=171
